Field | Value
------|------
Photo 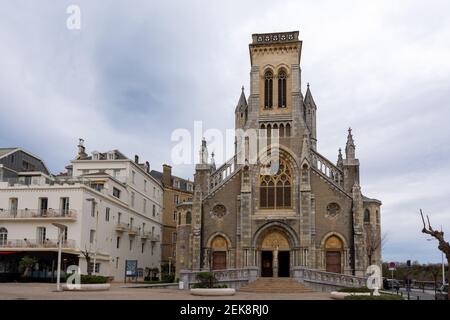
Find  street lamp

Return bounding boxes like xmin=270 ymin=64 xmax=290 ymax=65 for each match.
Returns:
xmin=52 ymin=222 xmax=67 ymax=292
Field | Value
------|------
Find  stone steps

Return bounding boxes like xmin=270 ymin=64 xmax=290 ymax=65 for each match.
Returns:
xmin=239 ymin=277 xmax=313 ymax=293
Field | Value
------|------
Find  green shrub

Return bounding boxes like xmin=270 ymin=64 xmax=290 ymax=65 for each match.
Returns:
xmin=161 ymin=273 xmax=175 ymax=283
xmin=337 ymin=286 xmax=371 ymax=293
xmin=345 ymin=294 xmax=404 ymax=300
xmin=80 ymin=275 xmax=109 ymax=284
xmin=195 ymin=272 xmax=218 ymax=288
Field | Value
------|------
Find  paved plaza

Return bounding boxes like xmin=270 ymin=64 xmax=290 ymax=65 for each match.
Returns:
xmin=0 ymin=283 xmax=331 ymax=300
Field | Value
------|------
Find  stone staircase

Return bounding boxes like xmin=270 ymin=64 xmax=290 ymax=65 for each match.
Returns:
xmin=239 ymin=277 xmax=314 ymax=293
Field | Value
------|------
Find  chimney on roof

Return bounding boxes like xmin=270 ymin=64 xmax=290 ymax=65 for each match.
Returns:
xmin=134 ymin=155 xmax=139 ymax=164
xmin=162 ymin=164 xmax=172 ymax=187
xmin=145 ymin=161 xmax=150 ymax=173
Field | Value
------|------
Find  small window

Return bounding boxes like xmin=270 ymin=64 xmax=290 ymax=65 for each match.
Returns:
xmin=115 ymin=257 xmax=119 ymax=269
xmin=131 ymin=171 xmax=136 ymax=184
xmin=173 ymin=211 xmax=177 ymax=221
xmin=89 ymin=229 xmax=95 ymax=244
xmin=90 ymin=201 xmax=95 ymax=217
xmin=88 ymin=263 xmax=100 ymax=274
xmin=113 ymin=187 xmax=121 ymax=199
xmin=60 ymin=197 xmax=69 ymax=216
xmin=152 ymin=204 xmax=156 ymax=217
xmin=0 ymin=228 xmax=8 ymax=246
xmin=172 ymin=232 xmax=177 ymax=243
xmin=144 ymin=180 xmax=147 ymax=192
xmin=141 ymin=242 xmax=145 ymax=253
xmin=186 ymin=211 xmax=192 ymax=224
xmin=131 ymin=192 xmax=135 ymax=207
xmin=364 ymin=209 xmax=370 ymax=223
xmin=143 ymin=199 xmax=147 ymax=213
xmin=129 ymin=239 xmax=133 ymax=251
xmin=174 ymin=195 xmax=179 ymax=204
xmin=116 ymin=236 xmax=120 ymax=249
xmin=105 ymin=207 xmax=110 ymax=221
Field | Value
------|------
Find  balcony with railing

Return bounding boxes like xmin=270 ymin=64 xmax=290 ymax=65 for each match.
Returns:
xmin=0 ymin=239 xmax=76 ymax=250
xmin=140 ymin=231 xmax=152 ymax=239
xmin=114 ymin=222 xmax=129 ymax=232
xmin=127 ymin=225 xmax=140 ymax=236
xmin=0 ymin=209 xmax=77 ymax=220
xmin=150 ymin=234 xmax=160 ymax=242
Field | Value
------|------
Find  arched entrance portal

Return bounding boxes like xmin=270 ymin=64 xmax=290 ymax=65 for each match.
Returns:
xmin=259 ymin=230 xmax=290 ymax=277
xmin=325 ymin=235 xmax=343 ymax=273
xmin=211 ymin=235 xmax=228 ymax=270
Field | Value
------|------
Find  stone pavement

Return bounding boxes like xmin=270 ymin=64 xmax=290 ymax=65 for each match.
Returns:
xmin=0 ymin=283 xmax=331 ymax=300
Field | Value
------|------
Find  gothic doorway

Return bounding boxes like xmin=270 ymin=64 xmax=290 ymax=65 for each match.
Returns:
xmin=325 ymin=235 xmax=343 ymax=273
xmin=278 ymin=251 xmax=290 ymax=277
xmin=212 ymin=252 xmax=226 ymax=270
xmin=261 ymin=251 xmax=273 ymax=277
xmin=258 ymin=229 xmax=291 ymax=277
xmin=211 ymin=235 xmax=228 ymax=270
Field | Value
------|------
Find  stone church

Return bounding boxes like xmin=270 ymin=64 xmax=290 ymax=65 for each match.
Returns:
xmin=176 ymin=31 xmax=381 ymax=278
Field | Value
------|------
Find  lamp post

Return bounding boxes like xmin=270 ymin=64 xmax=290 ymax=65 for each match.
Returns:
xmin=52 ymin=223 xmax=67 ymax=292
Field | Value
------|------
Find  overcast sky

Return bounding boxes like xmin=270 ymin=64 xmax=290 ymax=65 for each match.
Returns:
xmin=1 ymin=0 xmax=450 ymax=264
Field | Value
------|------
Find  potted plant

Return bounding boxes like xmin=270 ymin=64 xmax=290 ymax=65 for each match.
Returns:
xmin=190 ymin=272 xmax=235 ymax=296
xmin=62 ymin=274 xmax=111 ymax=291
xmin=19 ymin=256 xmax=38 ymax=281
xmin=151 ymin=267 xmax=159 ymax=281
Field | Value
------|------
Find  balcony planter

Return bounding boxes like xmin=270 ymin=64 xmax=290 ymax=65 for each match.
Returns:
xmin=190 ymin=288 xmax=235 ymax=296
xmin=62 ymin=283 xmax=111 ymax=291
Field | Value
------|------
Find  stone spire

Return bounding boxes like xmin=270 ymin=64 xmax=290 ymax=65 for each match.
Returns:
xmin=199 ymin=138 xmax=208 ymax=165
xmin=345 ymin=128 xmax=356 ymax=159
xmin=75 ymin=138 xmax=87 ymax=160
xmin=337 ymin=148 xmax=343 ymax=168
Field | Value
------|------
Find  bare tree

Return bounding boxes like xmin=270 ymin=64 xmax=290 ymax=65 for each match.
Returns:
xmin=420 ymin=209 xmax=450 ymax=300
xmin=80 ymin=245 xmax=92 ymax=276
xmin=365 ymin=227 xmax=387 ymax=265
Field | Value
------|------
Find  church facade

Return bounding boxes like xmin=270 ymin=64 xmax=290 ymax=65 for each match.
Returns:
xmin=176 ymin=31 xmax=381 ymax=278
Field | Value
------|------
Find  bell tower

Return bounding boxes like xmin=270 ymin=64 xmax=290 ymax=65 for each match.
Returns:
xmin=244 ymin=31 xmax=307 ymax=159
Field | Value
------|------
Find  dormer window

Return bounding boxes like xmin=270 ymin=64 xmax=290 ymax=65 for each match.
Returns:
xmin=107 ymin=152 xmax=116 ymax=160
xmin=92 ymin=152 xmax=100 ymax=160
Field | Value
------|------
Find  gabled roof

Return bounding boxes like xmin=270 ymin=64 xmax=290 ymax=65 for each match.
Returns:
xmin=0 ymin=147 xmax=50 ymax=175
xmin=0 ymin=148 xmax=17 ymax=158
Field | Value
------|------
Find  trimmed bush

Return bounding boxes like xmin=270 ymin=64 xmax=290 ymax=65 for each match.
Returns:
xmin=80 ymin=275 xmax=109 ymax=284
xmin=345 ymin=294 xmax=404 ymax=300
xmin=162 ymin=273 xmax=175 ymax=283
xmin=337 ymin=286 xmax=371 ymax=293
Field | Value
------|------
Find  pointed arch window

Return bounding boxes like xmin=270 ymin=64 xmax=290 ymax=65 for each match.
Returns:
xmin=186 ymin=211 xmax=192 ymax=224
xmin=264 ymin=71 xmax=273 ymax=109
xmin=278 ymin=70 xmax=287 ymax=108
xmin=259 ymin=159 xmax=292 ymax=209
xmin=364 ymin=209 xmax=370 ymax=223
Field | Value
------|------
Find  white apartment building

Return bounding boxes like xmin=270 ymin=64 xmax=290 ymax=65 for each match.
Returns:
xmin=0 ymin=141 xmax=163 ymax=281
